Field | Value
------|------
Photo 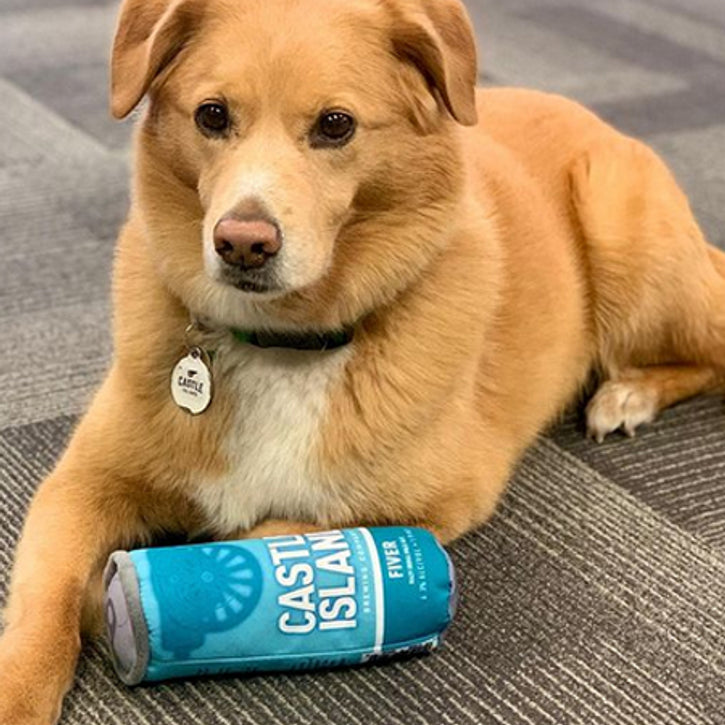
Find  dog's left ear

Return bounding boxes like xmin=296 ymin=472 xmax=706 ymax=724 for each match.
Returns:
xmin=390 ymin=0 xmax=479 ymax=126
xmin=110 ymin=0 xmax=201 ymax=119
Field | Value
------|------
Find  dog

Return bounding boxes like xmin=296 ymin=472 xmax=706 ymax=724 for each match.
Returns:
xmin=1 ymin=0 xmax=724 ymax=722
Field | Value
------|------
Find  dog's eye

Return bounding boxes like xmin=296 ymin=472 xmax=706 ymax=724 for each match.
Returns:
xmin=195 ymin=102 xmax=230 ymax=137
xmin=311 ymin=111 xmax=356 ymax=148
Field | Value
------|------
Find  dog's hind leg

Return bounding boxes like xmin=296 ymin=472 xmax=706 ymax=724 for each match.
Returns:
xmin=571 ymin=133 xmax=725 ymax=441
xmin=585 ymin=249 xmax=725 ymax=442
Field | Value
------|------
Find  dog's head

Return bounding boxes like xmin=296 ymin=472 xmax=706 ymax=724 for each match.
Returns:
xmin=112 ymin=0 xmax=478 ymax=330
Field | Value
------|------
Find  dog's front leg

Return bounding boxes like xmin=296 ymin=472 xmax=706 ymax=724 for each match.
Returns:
xmin=0 ymin=438 xmax=147 ymax=724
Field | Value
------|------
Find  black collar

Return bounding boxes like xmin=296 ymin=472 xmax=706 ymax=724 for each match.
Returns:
xmin=231 ymin=327 xmax=354 ymax=351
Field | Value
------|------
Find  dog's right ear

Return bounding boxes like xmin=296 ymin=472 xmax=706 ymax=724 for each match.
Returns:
xmin=110 ymin=0 xmax=200 ymax=119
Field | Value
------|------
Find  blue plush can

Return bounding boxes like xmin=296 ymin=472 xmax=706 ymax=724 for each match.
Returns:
xmin=103 ymin=527 xmax=457 ymax=685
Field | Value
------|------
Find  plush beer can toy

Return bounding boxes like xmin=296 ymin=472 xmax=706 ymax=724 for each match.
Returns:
xmin=104 ymin=527 xmax=458 ymax=685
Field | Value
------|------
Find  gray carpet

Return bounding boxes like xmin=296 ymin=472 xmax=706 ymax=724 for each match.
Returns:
xmin=1 ymin=0 xmax=725 ymax=723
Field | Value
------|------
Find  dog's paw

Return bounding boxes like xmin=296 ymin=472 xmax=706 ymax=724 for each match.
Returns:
xmin=586 ymin=380 xmax=659 ymax=444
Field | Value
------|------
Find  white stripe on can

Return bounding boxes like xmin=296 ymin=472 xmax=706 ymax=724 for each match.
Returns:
xmin=359 ymin=527 xmax=385 ymax=654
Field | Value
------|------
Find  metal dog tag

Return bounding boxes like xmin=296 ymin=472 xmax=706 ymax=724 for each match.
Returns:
xmin=171 ymin=347 xmax=213 ymax=415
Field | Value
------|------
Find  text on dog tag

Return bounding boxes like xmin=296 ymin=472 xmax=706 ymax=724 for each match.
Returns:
xmin=171 ymin=347 xmax=213 ymax=415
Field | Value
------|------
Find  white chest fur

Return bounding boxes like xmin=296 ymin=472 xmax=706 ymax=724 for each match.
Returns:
xmin=191 ymin=342 xmax=352 ymax=535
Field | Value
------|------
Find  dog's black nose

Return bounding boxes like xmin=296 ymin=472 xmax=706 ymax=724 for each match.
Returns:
xmin=214 ymin=216 xmax=282 ymax=270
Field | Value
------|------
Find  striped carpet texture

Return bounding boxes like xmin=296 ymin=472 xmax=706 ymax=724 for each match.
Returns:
xmin=1 ymin=0 xmax=724 ymax=723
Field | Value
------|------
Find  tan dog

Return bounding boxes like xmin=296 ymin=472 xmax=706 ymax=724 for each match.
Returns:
xmin=2 ymin=0 xmax=724 ymax=722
